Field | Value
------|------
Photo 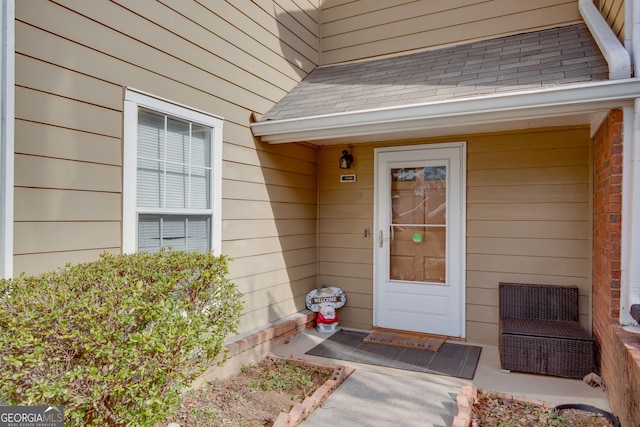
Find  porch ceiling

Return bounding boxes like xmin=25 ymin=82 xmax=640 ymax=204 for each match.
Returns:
xmin=252 ymin=23 xmax=640 ymax=145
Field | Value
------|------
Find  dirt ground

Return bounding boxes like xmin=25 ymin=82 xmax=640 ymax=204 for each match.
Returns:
xmin=471 ymin=389 xmax=617 ymax=427
xmin=164 ymin=357 xmax=333 ymax=426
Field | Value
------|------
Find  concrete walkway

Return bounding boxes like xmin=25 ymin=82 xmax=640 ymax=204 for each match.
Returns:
xmin=271 ymin=329 xmax=611 ymax=427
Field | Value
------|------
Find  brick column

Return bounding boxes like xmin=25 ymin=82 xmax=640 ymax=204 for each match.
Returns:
xmin=593 ymin=109 xmax=622 ymax=342
xmin=593 ymin=109 xmax=640 ymax=426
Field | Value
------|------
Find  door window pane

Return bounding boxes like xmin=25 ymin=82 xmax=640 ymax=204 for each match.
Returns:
xmin=390 ymin=226 xmax=446 ymax=282
xmin=390 ymin=166 xmax=447 ymax=283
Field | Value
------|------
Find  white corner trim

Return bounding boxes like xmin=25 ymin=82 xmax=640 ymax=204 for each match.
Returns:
xmin=632 ymin=0 xmax=640 ymax=75
xmin=620 ymin=102 xmax=640 ymax=326
xmin=0 ymin=0 xmax=14 ymax=279
xmin=624 ymin=0 xmax=633 ymax=54
xmin=579 ymin=0 xmax=631 ymax=80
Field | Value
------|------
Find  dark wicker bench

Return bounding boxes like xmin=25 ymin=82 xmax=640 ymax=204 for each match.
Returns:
xmin=499 ymin=282 xmax=594 ymax=379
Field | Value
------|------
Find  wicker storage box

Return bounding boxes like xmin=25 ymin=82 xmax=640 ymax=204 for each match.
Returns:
xmin=499 ymin=282 xmax=594 ymax=379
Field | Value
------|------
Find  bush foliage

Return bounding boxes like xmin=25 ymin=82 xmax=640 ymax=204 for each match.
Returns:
xmin=0 ymin=249 xmax=242 ymax=426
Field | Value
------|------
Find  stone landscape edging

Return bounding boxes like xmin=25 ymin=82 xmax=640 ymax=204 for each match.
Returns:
xmin=452 ymin=385 xmax=555 ymax=427
xmin=268 ymin=354 xmax=355 ymax=427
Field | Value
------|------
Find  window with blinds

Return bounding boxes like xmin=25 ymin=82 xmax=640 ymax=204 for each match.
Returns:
xmin=122 ymin=88 xmax=223 ymax=255
xmin=136 ymin=109 xmax=212 ymax=253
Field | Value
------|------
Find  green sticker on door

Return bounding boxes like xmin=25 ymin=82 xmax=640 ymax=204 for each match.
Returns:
xmin=412 ymin=233 xmax=422 ymax=243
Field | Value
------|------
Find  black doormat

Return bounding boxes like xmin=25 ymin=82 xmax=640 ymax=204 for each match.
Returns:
xmin=305 ymin=329 xmax=482 ymax=380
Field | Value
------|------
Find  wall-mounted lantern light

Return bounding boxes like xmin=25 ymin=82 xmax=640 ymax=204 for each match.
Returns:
xmin=339 ymin=148 xmax=354 ymax=169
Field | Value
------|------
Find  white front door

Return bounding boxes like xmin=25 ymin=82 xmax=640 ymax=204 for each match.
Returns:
xmin=374 ymin=143 xmax=466 ymax=337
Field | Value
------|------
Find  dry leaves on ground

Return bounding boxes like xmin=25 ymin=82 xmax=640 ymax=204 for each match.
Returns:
xmin=471 ymin=388 xmax=616 ymax=427
xmin=164 ymin=357 xmax=333 ymax=427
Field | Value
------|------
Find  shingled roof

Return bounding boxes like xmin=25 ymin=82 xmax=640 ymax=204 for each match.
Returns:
xmin=261 ymin=23 xmax=607 ymax=122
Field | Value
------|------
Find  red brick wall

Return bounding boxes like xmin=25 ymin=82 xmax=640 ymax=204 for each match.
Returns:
xmin=592 ymin=109 xmax=640 ymax=426
xmin=606 ymin=325 xmax=640 ymax=427
xmin=593 ymin=109 xmax=622 ymax=339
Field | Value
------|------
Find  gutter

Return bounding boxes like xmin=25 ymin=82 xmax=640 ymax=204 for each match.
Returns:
xmin=579 ymin=0 xmax=631 ymax=79
xmin=252 ymin=79 xmax=640 ymax=144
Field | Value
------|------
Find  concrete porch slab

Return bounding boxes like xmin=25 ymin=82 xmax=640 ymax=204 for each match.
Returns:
xmin=271 ymin=329 xmax=610 ymax=427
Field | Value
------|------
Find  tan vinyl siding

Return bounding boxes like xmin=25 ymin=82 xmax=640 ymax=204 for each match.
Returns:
xmin=15 ymin=121 xmax=121 ymax=166
xmin=319 ymin=0 xmax=582 ymax=65
xmin=14 ymin=188 xmax=121 ymax=222
xmin=14 ymin=155 xmax=121 ymax=193
xmin=318 ymin=127 xmax=591 ymax=345
xmin=595 ymin=0 xmax=625 ymax=43
xmin=15 ymin=0 xmax=320 ymax=336
xmin=317 ymin=145 xmax=375 ymax=330
xmin=467 ymin=128 xmax=592 ymax=344
xmin=13 ymin=249 xmax=121 ymax=277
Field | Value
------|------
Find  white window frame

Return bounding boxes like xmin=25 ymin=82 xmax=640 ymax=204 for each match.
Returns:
xmin=0 ymin=0 xmax=14 ymax=279
xmin=122 ymin=88 xmax=223 ymax=255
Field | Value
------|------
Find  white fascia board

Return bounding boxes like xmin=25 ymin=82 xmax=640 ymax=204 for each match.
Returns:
xmin=252 ymin=79 xmax=640 ymax=144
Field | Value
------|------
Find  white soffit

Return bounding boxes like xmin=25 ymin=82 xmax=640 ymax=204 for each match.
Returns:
xmin=251 ymin=79 xmax=640 ymax=145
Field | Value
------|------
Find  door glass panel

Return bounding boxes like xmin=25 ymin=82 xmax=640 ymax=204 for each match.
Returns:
xmin=390 ymin=166 xmax=446 ymax=283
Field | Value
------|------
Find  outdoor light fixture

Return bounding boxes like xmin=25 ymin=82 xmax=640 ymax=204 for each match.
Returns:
xmin=339 ymin=148 xmax=353 ymax=169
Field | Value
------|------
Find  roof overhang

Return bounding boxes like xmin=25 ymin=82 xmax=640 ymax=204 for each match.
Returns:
xmin=251 ymin=79 xmax=640 ymax=145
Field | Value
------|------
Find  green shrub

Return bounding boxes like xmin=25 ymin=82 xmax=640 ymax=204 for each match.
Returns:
xmin=0 ymin=249 xmax=243 ymax=426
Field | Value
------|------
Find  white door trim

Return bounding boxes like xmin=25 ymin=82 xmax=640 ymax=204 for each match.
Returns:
xmin=0 ymin=0 xmax=14 ymax=279
xmin=373 ymin=142 xmax=467 ymax=337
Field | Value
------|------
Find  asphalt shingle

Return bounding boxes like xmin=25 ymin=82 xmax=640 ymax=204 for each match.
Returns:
xmin=261 ymin=23 xmax=607 ymax=121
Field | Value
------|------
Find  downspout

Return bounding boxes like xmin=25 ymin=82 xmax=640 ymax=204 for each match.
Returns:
xmin=625 ymin=0 xmax=640 ymax=327
xmin=622 ymin=103 xmax=640 ymax=327
xmin=579 ymin=0 xmax=631 ymax=79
